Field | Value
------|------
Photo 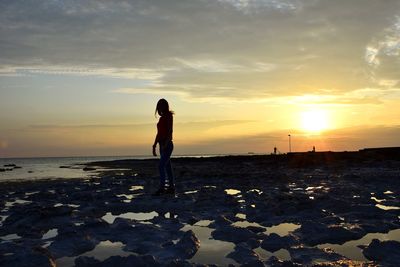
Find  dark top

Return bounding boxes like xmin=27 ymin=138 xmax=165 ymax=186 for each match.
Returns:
xmin=156 ymin=113 xmax=173 ymax=146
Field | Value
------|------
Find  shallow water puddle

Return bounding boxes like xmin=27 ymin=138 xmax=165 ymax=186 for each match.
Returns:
xmin=247 ymin=189 xmax=263 ymax=194
xmin=54 ymin=203 xmax=80 ymax=208
xmin=384 ymin=190 xmax=394 ymax=195
xmin=184 ymin=190 xmax=199 ymax=194
xmin=5 ymin=199 xmax=32 ymax=207
xmin=116 ymin=194 xmax=137 ymax=203
xmin=232 ymin=220 xmax=267 ymax=230
xmin=181 ymin=221 xmax=238 ymax=266
xmin=225 ymin=189 xmax=241 ymax=195
xmin=375 ymin=204 xmax=400 ymax=210
xmin=267 ymin=223 xmax=301 ymax=236
xmin=129 ymin=185 xmax=144 ymax=191
xmin=1 ymin=233 xmax=21 ymax=241
xmin=254 ymin=247 xmax=291 ymax=261
xmin=163 ymin=212 xmax=178 ymax=219
xmin=231 ymin=221 xmax=300 ymax=236
xmin=371 ymin=196 xmax=385 ymax=203
xmin=25 ymin=191 xmax=40 ymax=196
xmin=56 ymin=240 xmax=133 ymax=267
xmin=317 ymin=229 xmax=400 ymax=261
xmin=235 ymin=213 xmax=246 ymax=220
xmin=102 ymin=211 xmax=158 ymax=224
xmin=43 ymin=228 xmax=58 ymax=239
xmin=0 ymin=215 xmax=9 ymax=224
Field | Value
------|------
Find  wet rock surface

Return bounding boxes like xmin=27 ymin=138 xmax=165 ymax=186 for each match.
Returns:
xmin=0 ymin=152 xmax=399 ymax=266
xmin=362 ymin=239 xmax=400 ymax=266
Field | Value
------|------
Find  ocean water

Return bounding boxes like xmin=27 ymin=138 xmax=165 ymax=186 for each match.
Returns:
xmin=0 ymin=156 xmax=150 ymax=182
xmin=0 ymin=154 xmax=228 ymax=182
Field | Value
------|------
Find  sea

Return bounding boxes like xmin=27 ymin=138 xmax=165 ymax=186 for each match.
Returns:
xmin=0 ymin=156 xmax=151 ymax=182
xmin=0 ymin=154 xmax=231 ymax=182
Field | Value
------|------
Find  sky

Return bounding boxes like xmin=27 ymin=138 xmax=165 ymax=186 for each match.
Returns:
xmin=0 ymin=0 xmax=399 ymax=158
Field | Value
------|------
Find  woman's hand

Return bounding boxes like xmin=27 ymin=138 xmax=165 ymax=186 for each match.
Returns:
xmin=152 ymin=145 xmax=157 ymax=157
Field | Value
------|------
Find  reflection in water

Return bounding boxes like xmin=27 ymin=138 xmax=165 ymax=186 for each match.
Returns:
xmin=184 ymin=190 xmax=198 ymax=194
xmin=181 ymin=221 xmax=238 ymax=266
xmin=375 ymin=204 xmax=400 ymax=210
xmin=317 ymin=229 xmax=400 ymax=261
xmin=247 ymin=189 xmax=263 ymax=194
xmin=232 ymin=220 xmax=266 ymax=230
xmin=225 ymin=189 xmax=241 ymax=195
xmin=371 ymin=196 xmax=385 ymax=203
xmin=102 ymin=211 xmax=158 ymax=224
xmin=0 ymin=233 xmax=21 ymax=241
xmin=232 ymin=221 xmax=301 ymax=236
xmin=56 ymin=241 xmax=133 ymax=267
xmin=130 ymin=185 xmax=144 ymax=191
xmin=42 ymin=228 xmax=58 ymax=239
xmin=26 ymin=191 xmax=40 ymax=196
xmin=235 ymin=213 xmax=246 ymax=219
xmin=5 ymin=199 xmax=32 ymax=207
xmin=266 ymin=223 xmax=301 ymax=236
xmin=254 ymin=247 xmax=291 ymax=261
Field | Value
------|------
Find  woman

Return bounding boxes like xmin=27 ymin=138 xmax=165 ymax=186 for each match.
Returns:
xmin=152 ymin=98 xmax=175 ymax=195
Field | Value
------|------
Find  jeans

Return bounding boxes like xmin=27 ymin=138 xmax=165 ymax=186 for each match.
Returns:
xmin=159 ymin=141 xmax=174 ymax=188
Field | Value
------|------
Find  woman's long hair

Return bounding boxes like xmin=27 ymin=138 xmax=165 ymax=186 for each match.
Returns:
xmin=155 ymin=98 xmax=174 ymax=117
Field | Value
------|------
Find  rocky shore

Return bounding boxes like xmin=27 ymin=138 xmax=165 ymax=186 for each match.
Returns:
xmin=1 ymin=149 xmax=400 ymax=266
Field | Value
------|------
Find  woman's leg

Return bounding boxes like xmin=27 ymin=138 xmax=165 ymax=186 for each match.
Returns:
xmin=165 ymin=142 xmax=174 ymax=188
xmin=158 ymin=141 xmax=173 ymax=187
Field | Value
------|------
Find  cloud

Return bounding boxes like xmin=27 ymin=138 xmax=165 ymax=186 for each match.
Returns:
xmin=1 ymin=0 xmax=400 ymax=101
xmin=217 ymin=0 xmax=303 ymax=13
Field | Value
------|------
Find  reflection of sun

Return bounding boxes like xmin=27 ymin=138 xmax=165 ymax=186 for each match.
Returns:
xmin=301 ymin=109 xmax=329 ymax=133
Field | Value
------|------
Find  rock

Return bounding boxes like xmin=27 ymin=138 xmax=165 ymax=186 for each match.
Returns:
xmin=210 ymin=215 xmax=233 ymax=227
xmin=246 ymin=238 xmax=261 ymax=249
xmin=362 ymin=239 xmax=400 ymax=266
xmin=288 ymin=247 xmax=345 ymax=264
xmin=0 ymin=242 xmax=56 ymax=267
xmin=227 ymin=242 xmax=260 ymax=264
xmin=164 ymin=259 xmax=196 ymax=267
xmin=292 ymin=221 xmax=365 ymax=246
xmin=4 ymin=164 xmax=17 ymax=167
xmin=241 ymin=259 xmax=265 ymax=267
xmin=174 ymin=230 xmax=200 ymax=259
xmin=212 ymin=225 xmax=255 ymax=244
xmin=261 ymin=233 xmax=298 ymax=252
xmin=59 ymin=166 xmax=71 ymax=168
xmin=266 ymin=256 xmax=302 ymax=267
xmin=0 ymin=168 xmax=5 ymax=172
xmin=48 ymin=235 xmax=97 ymax=258
xmin=83 ymin=167 xmax=96 ymax=171
xmin=75 ymin=255 xmax=159 ymax=267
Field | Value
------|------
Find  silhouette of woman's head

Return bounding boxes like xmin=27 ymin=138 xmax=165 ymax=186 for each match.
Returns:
xmin=155 ymin=98 xmax=173 ymax=116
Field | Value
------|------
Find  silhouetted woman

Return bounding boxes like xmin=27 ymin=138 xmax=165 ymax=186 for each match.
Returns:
xmin=152 ymin=98 xmax=175 ymax=195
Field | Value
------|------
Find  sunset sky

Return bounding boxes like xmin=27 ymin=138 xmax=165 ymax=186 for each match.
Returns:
xmin=1 ymin=0 xmax=399 ymax=158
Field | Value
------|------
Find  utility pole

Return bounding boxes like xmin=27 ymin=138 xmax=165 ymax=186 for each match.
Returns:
xmin=288 ymin=134 xmax=291 ymax=153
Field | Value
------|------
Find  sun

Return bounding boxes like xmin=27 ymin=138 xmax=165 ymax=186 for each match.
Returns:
xmin=300 ymin=109 xmax=329 ymax=133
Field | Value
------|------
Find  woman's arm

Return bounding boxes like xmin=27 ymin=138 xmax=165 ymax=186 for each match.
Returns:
xmin=152 ymin=134 xmax=158 ymax=156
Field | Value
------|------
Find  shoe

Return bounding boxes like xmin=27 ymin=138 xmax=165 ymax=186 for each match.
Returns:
xmin=165 ymin=186 xmax=175 ymax=194
xmin=152 ymin=187 xmax=165 ymax=196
